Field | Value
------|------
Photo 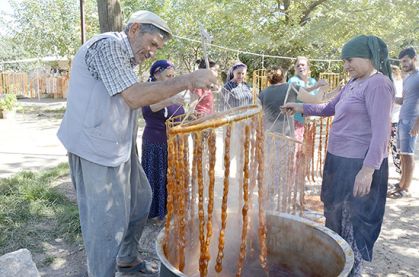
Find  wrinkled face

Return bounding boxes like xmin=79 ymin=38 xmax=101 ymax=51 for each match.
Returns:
xmin=399 ymin=55 xmax=417 ymax=73
xmin=295 ymin=59 xmax=309 ymax=77
xmin=343 ymin=57 xmax=374 ymax=79
xmin=233 ymin=67 xmax=247 ymax=83
xmin=128 ymin=23 xmax=164 ymax=64
xmin=154 ymin=67 xmax=175 ymax=81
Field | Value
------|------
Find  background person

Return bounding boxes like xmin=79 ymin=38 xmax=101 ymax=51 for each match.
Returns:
xmin=283 ymin=35 xmax=394 ymax=275
xmin=388 ymin=47 xmax=419 ymax=198
xmin=287 ymin=57 xmax=328 ymax=188
xmin=221 ymin=62 xmax=253 ymax=110
xmin=191 ymin=58 xmax=219 ymax=117
xmin=57 ymin=10 xmax=217 ymax=277
xmin=389 ymin=65 xmax=403 ymax=178
xmin=288 ymin=56 xmax=325 ymax=141
xmin=141 ymin=60 xmax=184 ymax=221
xmin=259 ymin=67 xmax=297 ymax=134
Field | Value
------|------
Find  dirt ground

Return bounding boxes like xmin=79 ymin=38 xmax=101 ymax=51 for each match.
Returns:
xmin=1 ymin=99 xmax=418 ymax=276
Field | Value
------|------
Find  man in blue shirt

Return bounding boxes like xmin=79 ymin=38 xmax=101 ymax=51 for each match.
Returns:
xmin=389 ymin=47 xmax=419 ymax=198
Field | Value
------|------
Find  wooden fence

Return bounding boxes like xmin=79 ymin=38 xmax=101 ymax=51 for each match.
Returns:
xmin=0 ymin=72 xmax=69 ymax=99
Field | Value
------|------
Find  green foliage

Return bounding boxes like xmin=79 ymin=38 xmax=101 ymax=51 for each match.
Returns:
xmin=118 ymin=0 xmax=418 ymax=78
xmin=0 ymin=93 xmax=17 ymax=111
xmin=0 ymin=0 xmax=418 ymax=78
xmin=0 ymin=163 xmax=81 ymax=255
xmin=0 ymin=0 xmax=99 ymax=61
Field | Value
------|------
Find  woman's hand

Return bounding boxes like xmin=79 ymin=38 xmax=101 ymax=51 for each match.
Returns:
xmin=353 ymin=166 xmax=375 ymax=197
xmin=280 ymin=103 xmax=304 ymax=115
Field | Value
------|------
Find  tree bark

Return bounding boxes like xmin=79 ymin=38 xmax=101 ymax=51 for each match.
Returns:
xmin=96 ymin=0 xmax=123 ymax=33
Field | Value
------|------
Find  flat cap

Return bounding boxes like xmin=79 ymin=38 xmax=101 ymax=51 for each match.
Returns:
xmin=127 ymin=10 xmax=172 ymax=39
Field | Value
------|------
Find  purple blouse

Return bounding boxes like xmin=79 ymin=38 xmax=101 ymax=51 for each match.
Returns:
xmin=142 ymin=104 xmax=185 ymax=144
xmin=303 ymin=73 xmax=394 ymax=169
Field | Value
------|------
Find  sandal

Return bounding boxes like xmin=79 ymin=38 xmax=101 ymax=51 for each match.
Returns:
xmin=387 ymin=189 xmax=411 ymax=199
xmin=389 ymin=183 xmax=400 ymax=191
xmin=387 ymin=184 xmax=402 ymax=197
xmin=117 ymin=260 xmax=159 ymax=274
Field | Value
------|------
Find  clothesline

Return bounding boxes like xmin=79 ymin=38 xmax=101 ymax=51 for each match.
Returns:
xmin=0 ymin=35 xmax=400 ymax=65
xmin=174 ymin=34 xmax=400 ymax=63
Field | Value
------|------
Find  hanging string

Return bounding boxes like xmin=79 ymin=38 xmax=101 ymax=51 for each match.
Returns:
xmin=173 ymin=34 xmax=342 ymax=63
xmin=0 ymin=35 xmax=401 ymax=65
xmin=261 ymin=54 xmax=265 ymax=69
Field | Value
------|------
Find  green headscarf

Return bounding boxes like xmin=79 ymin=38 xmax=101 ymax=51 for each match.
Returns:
xmin=341 ymin=35 xmax=393 ymax=81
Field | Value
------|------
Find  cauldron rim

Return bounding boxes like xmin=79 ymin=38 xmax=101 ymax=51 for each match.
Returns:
xmin=156 ymin=212 xmax=354 ymax=277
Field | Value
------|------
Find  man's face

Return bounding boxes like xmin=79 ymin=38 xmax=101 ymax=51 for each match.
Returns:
xmin=399 ymin=55 xmax=416 ymax=73
xmin=128 ymin=23 xmax=164 ymax=65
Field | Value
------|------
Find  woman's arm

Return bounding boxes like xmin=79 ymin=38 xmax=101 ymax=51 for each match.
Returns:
xmin=302 ymin=88 xmax=343 ymax=117
xmin=363 ymin=80 xmax=394 ymax=169
xmin=353 ymin=79 xmax=394 ymax=197
xmin=294 ymin=81 xmax=341 ymax=104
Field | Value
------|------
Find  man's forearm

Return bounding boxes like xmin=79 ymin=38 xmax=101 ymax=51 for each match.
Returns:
xmin=121 ymin=75 xmax=190 ymax=109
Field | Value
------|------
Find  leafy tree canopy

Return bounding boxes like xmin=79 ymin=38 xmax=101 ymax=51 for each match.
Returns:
xmin=1 ymin=0 xmax=418 ymax=76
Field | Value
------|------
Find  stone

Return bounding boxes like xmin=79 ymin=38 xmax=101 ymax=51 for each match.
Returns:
xmin=0 ymin=248 xmax=40 ymax=277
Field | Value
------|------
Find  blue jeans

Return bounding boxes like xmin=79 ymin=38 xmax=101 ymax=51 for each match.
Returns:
xmin=68 ymin=144 xmax=152 ymax=277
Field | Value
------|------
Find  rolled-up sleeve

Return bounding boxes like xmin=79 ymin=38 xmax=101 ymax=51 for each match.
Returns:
xmin=85 ymin=39 xmax=138 ymax=96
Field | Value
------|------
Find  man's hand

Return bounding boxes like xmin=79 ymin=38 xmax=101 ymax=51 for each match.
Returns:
xmin=409 ymin=118 xmax=419 ymax=137
xmin=187 ymin=69 xmax=218 ymax=91
xmin=280 ymin=103 xmax=304 ymax=115
xmin=353 ymin=166 xmax=374 ymax=197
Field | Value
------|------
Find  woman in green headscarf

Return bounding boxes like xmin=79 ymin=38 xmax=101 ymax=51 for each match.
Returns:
xmin=283 ymin=35 xmax=394 ymax=275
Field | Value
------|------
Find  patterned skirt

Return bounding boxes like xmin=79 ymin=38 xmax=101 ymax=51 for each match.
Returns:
xmin=141 ymin=139 xmax=168 ymax=219
xmin=321 ymin=152 xmax=388 ymax=275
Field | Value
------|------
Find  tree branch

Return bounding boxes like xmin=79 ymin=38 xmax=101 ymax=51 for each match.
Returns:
xmin=299 ymin=0 xmax=328 ymax=26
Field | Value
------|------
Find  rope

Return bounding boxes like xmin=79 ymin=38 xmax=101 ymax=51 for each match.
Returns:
xmin=174 ymin=34 xmax=342 ymax=63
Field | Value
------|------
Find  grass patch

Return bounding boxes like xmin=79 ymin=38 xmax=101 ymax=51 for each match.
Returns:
xmin=0 ymin=163 xmax=81 ymax=256
xmin=16 ymin=105 xmax=66 ymax=118
xmin=41 ymin=255 xmax=55 ymax=266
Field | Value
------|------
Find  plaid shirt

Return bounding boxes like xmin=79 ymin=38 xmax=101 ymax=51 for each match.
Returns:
xmin=85 ymin=33 xmax=138 ymax=96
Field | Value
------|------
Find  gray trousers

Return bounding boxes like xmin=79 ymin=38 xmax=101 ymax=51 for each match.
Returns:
xmin=68 ymin=146 xmax=152 ymax=277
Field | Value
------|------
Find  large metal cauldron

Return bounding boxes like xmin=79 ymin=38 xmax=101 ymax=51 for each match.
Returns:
xmin=156 ymin=212 xmax=354 ymax=277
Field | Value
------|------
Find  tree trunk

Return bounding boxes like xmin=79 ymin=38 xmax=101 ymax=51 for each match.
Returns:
xmin=96 ymin=0 xmax=123 ymax=33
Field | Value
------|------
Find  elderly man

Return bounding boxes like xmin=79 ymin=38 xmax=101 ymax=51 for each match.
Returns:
xmin=388 ymin=47 xmax=419 ymax=198
xmin=57 ymin=11 xmax=217 ymax=276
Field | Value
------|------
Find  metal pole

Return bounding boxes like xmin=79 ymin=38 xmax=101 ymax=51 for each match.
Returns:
xmin=80 ymin=0 xmax=86 ymax=44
